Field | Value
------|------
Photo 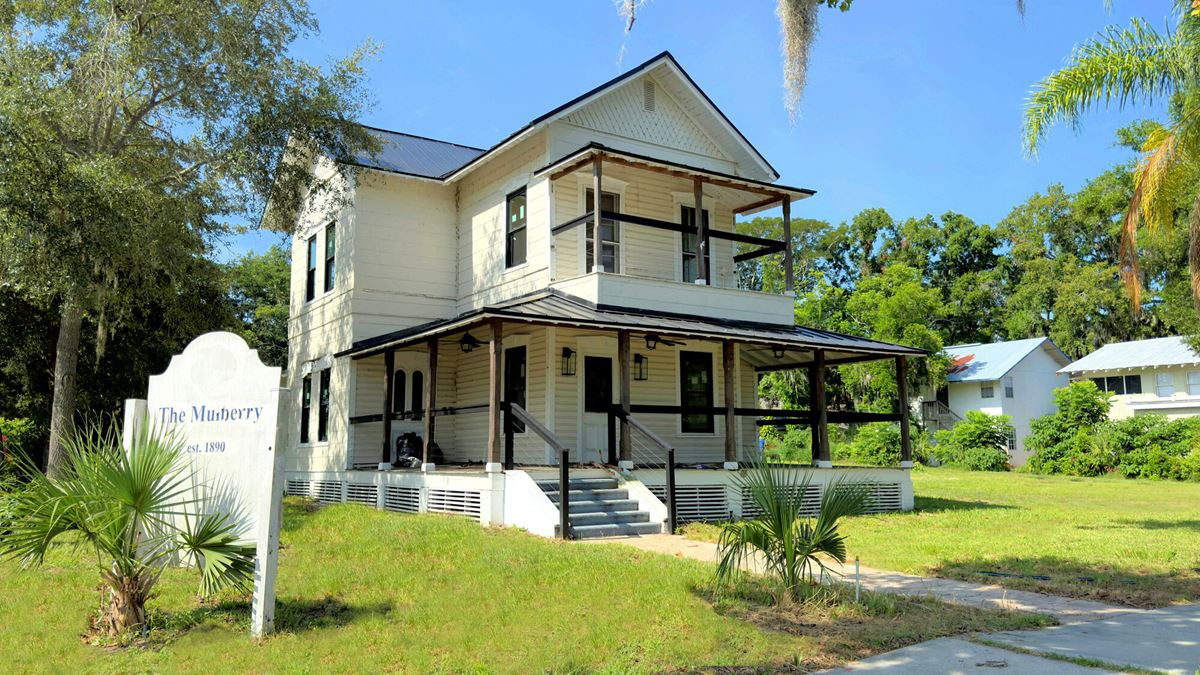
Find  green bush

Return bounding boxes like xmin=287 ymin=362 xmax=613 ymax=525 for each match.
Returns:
xmin=933 ymin=411 xmax=1011 ymax=471
xmin=1109 ymin=415 xmax=1200 ymax=480
xmin=840 ymin=423 xmax=902 ymax=466
xmin=1027 ymin=382 xmax=1112 ymax=475
xmin=0 ymin=418 xmax=38 ymax=478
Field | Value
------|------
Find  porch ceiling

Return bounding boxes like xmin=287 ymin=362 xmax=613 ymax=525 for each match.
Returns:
xmin=337 ymin=289 xmax=923 ymax=367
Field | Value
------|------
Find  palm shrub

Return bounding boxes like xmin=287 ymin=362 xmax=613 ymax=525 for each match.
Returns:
xmin=715 ymin=463 xmax=870 ymax=603
xmin=0 ymin=423 xmax=256 ymax=636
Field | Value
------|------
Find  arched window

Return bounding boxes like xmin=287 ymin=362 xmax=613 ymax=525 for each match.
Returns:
xmin=391 ymin=370 xmax=406 ymax=414
xmin=411 ymin=371 xmax=424 ymax=413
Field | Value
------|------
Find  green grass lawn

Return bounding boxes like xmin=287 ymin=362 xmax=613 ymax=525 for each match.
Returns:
xmin=0 ymin=498 xmax=1045 ymax=673
xmin=685 ymin=467 xmax=1200 ymax=608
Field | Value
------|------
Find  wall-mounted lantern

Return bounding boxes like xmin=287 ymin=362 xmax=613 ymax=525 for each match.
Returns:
xmin=772 ymin=346 xmax=787 ymax=359
xmin=644 ymin=334 xmax=659 ymax=350
xmin=459 ymin=332 xmax=483 ymax=353
xmin=561 ymin=347 xmax=577 ymax=376
xmin=633 ymin=353 xmax=648 ymax=381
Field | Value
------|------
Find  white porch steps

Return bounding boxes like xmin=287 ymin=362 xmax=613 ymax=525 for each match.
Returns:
xmin=535 ymin=477 xmax=663 ymax=539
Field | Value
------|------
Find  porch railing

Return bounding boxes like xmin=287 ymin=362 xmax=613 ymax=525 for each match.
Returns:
xmin=623 ymin=411 xmax=677 ymax=534
xmin=503 ymin=402 xmax=574 ymax=540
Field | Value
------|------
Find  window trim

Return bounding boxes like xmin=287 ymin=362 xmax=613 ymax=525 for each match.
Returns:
xmin=300 ymin=374 xmax=312 ymax=444
xmin=304 ymin=235 xmax=317 ymax=303
xmin=581 ymin=187 xmax=625 ymax=275
xmin=505 ymin=187 xmax=528 ymax=269
xmin=317 ymin=368 xmax=331 ymax=443
xmin=678 ymin=350 xmax=715 ymax=435
xmin=323 ymin=222 xmax=336 ymax=293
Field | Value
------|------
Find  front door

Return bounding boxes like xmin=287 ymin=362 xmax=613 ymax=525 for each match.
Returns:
xmin=581 ymin=356 xmax=613 ymax=463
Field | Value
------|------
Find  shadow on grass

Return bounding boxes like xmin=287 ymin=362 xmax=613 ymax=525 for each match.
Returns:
xmin=280 ymin=498 xmax=325 ymax=533
xmin=932 ymin=555 xmax=1200 ymax=608
xmin=913 ymin=496 xmax=1014 ymax=513
xmin=1113 ymin=518 xmax=1200 ymax=533
xmin=149 ymin=594 xmax=393 ymax=644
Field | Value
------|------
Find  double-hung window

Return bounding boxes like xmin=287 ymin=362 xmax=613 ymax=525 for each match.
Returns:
xmin=680 ymin=351 xmax=714 ymax=433
xmin=305 ymin=235 xmax=317 ymax=302
xmin=584 ymin=189 xmax=620 ymax=273
xmin=411 ymin=371 xmax=424 ymax=416
xmin=324 ymin=223 xmax=336 ymax=292
xmin=1003 ymin=376 xmax=1015 ymax=398
xmin=681 ymin=206 xmax=711 ymax=283
xmin=980 ymin=382 xmax=995 ymax=399
xmin=300 ymin=374 xmax=312 ymax=443
xmin=1157 ymin=372 xmax=1175 ymax=397
xmin=1189 ymin=371 xmax=1200 ymax=395
xmin=318 ymin=369 xmax=331 ymax=442
xmin=506 ymin=188 xmax=527 ymax=268
xmin=392 ymin=370 xmax=407 ymax=414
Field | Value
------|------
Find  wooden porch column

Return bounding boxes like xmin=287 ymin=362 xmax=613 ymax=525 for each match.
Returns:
xmin=722 ymin=340 xmax=737 ymax=466
xmin=422 ymin=337 xmax=438 ymax=467
xmin=382 ymin=349 xmax=395 ymax=465
xmin=811 ymin=349 xmax=831 ymax=467
xmin=695 ymin=177 xmax=709 ymax=284
xmin=896 ymin=355 xmax=913 ymax=467
xmin=486 ymin=319 xmax=504 ymax=471
xmin=618 ymin=329 xmax=632 ymax=466
xmin=592 ymin=156 xmax=603 ymax=273
xmin=782 ymin=197 xmax=794 ymax=293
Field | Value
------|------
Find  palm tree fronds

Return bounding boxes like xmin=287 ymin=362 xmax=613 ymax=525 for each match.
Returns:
xmin=1023 ymin=18 xmax=1190 ymax=155
xmin=178 ymin=510 xmax=256 ymax=596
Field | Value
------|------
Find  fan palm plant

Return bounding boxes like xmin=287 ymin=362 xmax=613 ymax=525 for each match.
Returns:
xmin=0 ymin=423 xmax=256 ymax=636
xmin=715 ymin=463 xmax=870 ymax=602
xmin=1023 ymin=1 xmax=1200 ymax=311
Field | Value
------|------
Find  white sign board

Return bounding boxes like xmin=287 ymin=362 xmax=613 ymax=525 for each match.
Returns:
xmin=126 ymin=331 xmax=285 ymax=636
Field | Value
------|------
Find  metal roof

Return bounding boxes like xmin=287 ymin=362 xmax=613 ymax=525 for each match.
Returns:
xmin=349 ymin=127 xmax=484 ymax=179
xmin=945 ymin=337 xmax=1068 ymax=382
xmin=339 ymin=289 xmax=925 ymax=364
xmin=1059 ymin=336 xmax=1200 ymax=374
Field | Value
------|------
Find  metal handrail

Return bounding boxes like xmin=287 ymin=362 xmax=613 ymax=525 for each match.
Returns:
xmin=617 ymin=408 xmax=678 ymax=535
xmin=502 ymin=402 xmax=574 ymax=540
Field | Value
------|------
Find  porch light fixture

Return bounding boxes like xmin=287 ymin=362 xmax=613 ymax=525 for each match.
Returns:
xmin=633 ymin=354 xmax=648 ymax=381
xmin=772 ymin=347 xmax=787 ymax=359
xmin=561 ymin=347 xmax=577 ymax=376
xmin=459 ymin=332 xmax=483 ymax=353
xmin=644 ymin=334 xmax=659 ymax=350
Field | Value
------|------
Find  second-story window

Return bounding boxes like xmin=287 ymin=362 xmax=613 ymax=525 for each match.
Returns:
xmin=1003 ymin=376 xmax=1015 ymax=398
xmin=305 ymin=235 xmax=317 ymax=302
xmin=1157 ymin=372 xmax=1175 ymax=397
xmin=681 ymin=206 xmax=711 ymax=283
xmin=506 ymin=188 xmax=527 ymax=268
xmin=585 ymin=189 xmax=620 ymax=273
xmin=324 ymin=222 xmax=336 ymax=292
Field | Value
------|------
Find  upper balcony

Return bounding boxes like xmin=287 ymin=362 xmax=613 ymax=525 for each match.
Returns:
xmin=539 ymin=144 xmax=813 ymax=325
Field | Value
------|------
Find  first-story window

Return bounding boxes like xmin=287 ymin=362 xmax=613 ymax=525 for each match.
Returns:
xmin=681 ymin=206 xmax=710 ymax=283
xmin=411 ymin=371 xmax=424 ymax=415
xmin=1188 ymin=371 xmax=1200 ymax=395
xmin=392 ymin=370 xmax=407 ymax=414
xmin=680 ymin=351 xmax=714 ymax=433
xmin=506 ymin=188 xmax=527 ymax=268
xmin=1005 ymin=427 xmax=1016 ymax=453
xmin=980 ymin=382 xmax=995 ymax=399
xmin=300 ymin=374 xmax=312 ymax=443
xmin=305 ymin=235 xmax=317 ymax=302
xmin=1003 ymin=376 xmax=1015 ymax=398
xmin=585 ymin=189 xmax=620 ymax=273
xmin=318 ymin=368 xmax=331 ymax=442
xmin=504 ymin=346 xmax=527 ymax=433
xmin=1123 ymin=374 xmax=1142 ymax=395
xmin=324 ymin=222 xmax=336 ymax=292
xmin=1157 ymin=372 xmax=1175 ymax=397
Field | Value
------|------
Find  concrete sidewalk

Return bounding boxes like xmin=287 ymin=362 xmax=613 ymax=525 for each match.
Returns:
xmin=818 ymin=637 xmax=1117 ymax=674
xmin=982 ymin=603 xmax=1200 ymax=674
xmin=595 ymin=534 xmax=1131 ymax=622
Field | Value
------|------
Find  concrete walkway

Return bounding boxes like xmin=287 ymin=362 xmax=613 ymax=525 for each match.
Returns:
xmin=596 ymin=534 xmax=1131 ymax=622
xmin=818 ymin=637 xmax=1117 ymax=674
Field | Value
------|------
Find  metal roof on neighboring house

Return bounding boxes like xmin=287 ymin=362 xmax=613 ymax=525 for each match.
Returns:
xmin=338 ymin=289 xmax=925 ymax=365
xmin=945 ymin=337 xmax=1069 ymax=382
xmin=1059 ymin=336 xmax=1200 ymax=374
xmin=348 ymin=127 xmax=485 ymax=179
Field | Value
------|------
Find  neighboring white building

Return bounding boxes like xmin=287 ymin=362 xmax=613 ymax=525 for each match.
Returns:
xmin=1060 ymin=336 xmax=1200 ymax=420
xmin=281 ymin=52 xmax=921 ymax=538
xmin=924 ymin=338 xmax=1070 ymax=466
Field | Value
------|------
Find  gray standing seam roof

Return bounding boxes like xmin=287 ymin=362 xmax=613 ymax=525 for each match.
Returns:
xmin=338 ymin=290 xmax=925 ymax=362
xmin=349 ymin=127 xmax=485 ymax=179
xmin=1059 ymin=336 xmax=1200 ymax=373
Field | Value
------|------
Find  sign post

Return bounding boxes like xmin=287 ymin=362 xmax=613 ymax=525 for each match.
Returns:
xmin=124 ymin=331 xmax=285 ymax=637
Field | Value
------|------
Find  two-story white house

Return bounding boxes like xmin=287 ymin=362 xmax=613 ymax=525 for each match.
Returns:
xmin=923 ymin=338 xmax=1070 ymax=466
xmin=281 ymin=52 xmax=921 ymax=538
xmin=1060 ymin=336 xmax=1200 ymax=419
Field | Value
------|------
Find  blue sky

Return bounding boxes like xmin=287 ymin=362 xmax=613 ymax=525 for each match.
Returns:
xmin=220 ymin=1 xmax=1171 ymax=260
